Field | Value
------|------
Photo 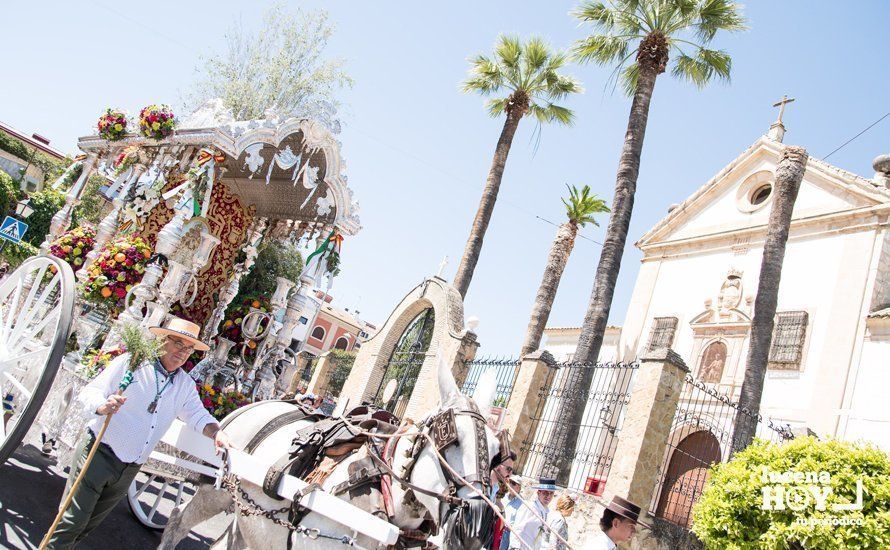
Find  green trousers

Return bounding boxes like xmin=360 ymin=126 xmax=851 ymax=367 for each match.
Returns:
xmin=45 ymin=430 xmax=142 ymax=549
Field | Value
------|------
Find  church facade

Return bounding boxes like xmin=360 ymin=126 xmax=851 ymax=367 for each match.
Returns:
xmin=546 ymin=132 xmax=890 ymax=452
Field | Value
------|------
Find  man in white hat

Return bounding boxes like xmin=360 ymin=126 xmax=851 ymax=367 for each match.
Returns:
xmin=47 ymin=317 xmax=232 ymax=549
xmin=509 ymin=476 xmax=557 ymax=549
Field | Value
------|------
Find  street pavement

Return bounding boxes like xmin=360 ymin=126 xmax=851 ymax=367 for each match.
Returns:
xmin=0 ymin=439 xmax=228 ymax=549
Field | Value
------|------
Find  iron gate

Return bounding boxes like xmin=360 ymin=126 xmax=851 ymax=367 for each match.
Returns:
xmin=372 ymin=308 xmax=435 ymax=418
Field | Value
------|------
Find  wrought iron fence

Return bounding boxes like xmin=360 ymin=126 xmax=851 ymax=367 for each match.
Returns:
xmin=651 ymin=374 xmax=794 ymax=528
xmin=519 ymin=360 xmax=639 ymax=492
xmin=460 ymin=356 xmax=521 ymax=409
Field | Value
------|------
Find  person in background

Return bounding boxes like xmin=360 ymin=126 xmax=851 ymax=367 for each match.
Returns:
xmin=497 ymin=475 xmax=524 ymax=550
xmin=589 ymin=496 xmax=647 ymax=550
xmin=545 ymin=493 xmax=575 ymax=549
xmin=509 ymin=476 xmax=557 ymax=549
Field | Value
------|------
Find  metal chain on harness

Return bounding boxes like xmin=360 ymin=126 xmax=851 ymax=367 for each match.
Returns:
xmin=219 ymin=458 xmax=363 ymax=547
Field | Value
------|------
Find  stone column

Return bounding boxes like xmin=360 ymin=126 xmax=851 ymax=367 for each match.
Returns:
xmin=502 ymin=350 xmax=556 ymax=473
xmin=306 ymin=352 xmax=334 ymax=396
xmin=602 ymin=348 xmax=689 ymax=516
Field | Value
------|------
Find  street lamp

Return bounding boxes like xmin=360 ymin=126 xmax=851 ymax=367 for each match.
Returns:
xmin=15 ymin=199 xmax=34 ymax=219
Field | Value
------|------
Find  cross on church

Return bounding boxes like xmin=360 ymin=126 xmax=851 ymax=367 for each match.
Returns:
xmin=772 ymin=94 xmax=795 ymax=125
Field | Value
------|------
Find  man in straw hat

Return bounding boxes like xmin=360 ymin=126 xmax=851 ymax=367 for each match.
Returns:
xmin=589 ymin=496 xmax=649 ymax=550
xmin=508 ymin=476 xmax=557 ymax=549
xmin=46 ymin=317 xmax=232 ymax=549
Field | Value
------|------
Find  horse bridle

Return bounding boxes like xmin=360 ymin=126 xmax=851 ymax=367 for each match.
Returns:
xmin=373 ymin=403 xmax=493 ymax=531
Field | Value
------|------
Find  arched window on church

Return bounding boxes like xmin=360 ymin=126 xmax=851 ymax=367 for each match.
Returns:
xmin=698 ymin=341 xmax=727 ymax=384
xmin=334 ymin=336 xmax=350 ymax=350
xmin=310 ymin=326 xmax=326 ymax=342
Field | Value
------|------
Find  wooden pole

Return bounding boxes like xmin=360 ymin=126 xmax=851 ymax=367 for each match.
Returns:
xmin=39 ymin=397 xmax=118 ymax=549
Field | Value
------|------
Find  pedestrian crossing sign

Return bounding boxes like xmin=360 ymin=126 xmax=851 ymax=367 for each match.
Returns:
xmin=0 ymin=216 xmax=28 ymax=244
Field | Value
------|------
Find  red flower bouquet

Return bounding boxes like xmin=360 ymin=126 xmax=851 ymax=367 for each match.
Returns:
xmin=50 ymin=225 xmax=96 ymax=269
xmin=139 ymin=104 xmax=176 ymax=140
xmin=80 ymin=236 xmax=153 ymax=315
xmin=97 ymin=108 xmax=128 ymax=141
xmin=197 ymin=383 xmax=250 ymax=420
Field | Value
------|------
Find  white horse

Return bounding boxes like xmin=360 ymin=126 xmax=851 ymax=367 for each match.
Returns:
xmin=159 ymin=359 xmax=501 ymax=549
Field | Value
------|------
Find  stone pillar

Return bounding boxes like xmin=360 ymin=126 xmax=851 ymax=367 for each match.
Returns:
xmin=502 ymin=350 xmax=556 ymax=473
xmin=603 ymin=348 xmax=688 ymax=517
xmin=306 ymin=352 xmax=334 ymax=396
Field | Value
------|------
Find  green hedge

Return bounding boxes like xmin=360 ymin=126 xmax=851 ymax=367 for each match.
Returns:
xmin=0 ymin=240 xmax=40 ymax=269
xmin=692 ymin=437 xmax=890 ymax=549
xmin=326 ymin=349 xmax=356 ymax=397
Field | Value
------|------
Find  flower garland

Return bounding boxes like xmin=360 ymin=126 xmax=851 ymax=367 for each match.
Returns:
xmin=220 ymin=295 xmax=271 ymax=359
xmin=139 ymin=104 xmax=176 ymax=140
xmin=113 ymin=145 xmax=140 ymax=176
xmin=79 ymin=346 xmax=126 ymax=379
xmin=97 ymin=108 xmax=128 ymax=141
xmin=49 ymin=225 xmax=96 ymax=269
xmin=197 ymin=383 xmax=250 ymax=420
xmin=80 ymin=236 xmax=152 ymax=315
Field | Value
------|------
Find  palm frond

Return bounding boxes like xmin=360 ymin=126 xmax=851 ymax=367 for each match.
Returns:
xmin=695 ymin=0 xmax=748 ymax=42
xmin=571 ymin=1 xmax=619 ymax=30
xmin=619 ymin=62 xmax=640 ymax=96
xmin=562 ymin=184 xmax=610 ymax=226
xmin=571 ymin=34 xmax=631 ymax=66
xmin=523 ymin=37 xmax=550 ymax=77
xmin=486 ymin=97 xmax=510 ymax=117
xmin=670 ymin=47 xmax=731 ymax=87
xmin=495 ymin=35 xmax=523 ymax=72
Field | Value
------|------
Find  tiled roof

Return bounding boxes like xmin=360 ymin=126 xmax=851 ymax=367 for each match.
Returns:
xmin=868 ymin=307 xmax=890 ymax=318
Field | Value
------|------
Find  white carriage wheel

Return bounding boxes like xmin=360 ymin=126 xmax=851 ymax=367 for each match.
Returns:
xmin=127 ymin=470 xmax=196 ymax=530
xmin=0 ymin=255 xmax=74 ymax=465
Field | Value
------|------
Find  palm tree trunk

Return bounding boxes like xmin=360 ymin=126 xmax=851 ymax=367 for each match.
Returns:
xmin=544 ymin=64 xmax=660 ymax=486
xmin=453 ymin=110 xmax=523 ymax=298
xmin=731 ymin=146 xmax=807 ymax=454
xmin=521 ymin=222 xmax=578 ymax=357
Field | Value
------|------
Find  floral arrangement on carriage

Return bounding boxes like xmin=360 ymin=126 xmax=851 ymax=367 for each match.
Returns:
xmin=79 ymin=236 xmax=152 ymax=316
xmin=197 ymin=384 xmax=250 ymax=420
xmin=139 ymin=104 xmax=176 ymax=140
xmin=97 ymin=108 xmax=128 ymax=141
xmin=78 ymin=346 xmax=126 ymax=379
xmin=220 ymin=294 xmax=272 ymax=359
xmin=49 ymin=225 xmax=96 ymax=269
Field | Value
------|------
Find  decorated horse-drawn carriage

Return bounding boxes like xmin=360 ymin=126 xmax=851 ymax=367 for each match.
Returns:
xmin=0 ymin=104 xmax=515 ymax=548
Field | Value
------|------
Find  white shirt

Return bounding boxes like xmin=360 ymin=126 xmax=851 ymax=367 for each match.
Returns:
xmin=510 ymin=498 xmax=550 ymax=549
xmin=78 ymin=353 xmax=218 ymax=464
xmin=585 ymin=531 xmax=617 ymax=550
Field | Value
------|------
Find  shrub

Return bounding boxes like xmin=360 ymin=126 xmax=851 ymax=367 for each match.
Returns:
xmin=0 ymin=240 xmax=39 ymax=269
xmin=21 ymin=187 xmax=65 ymax=247
xmin=238 ymin=238 xmax=303 ymax=297
xmin=326 ymin=349 xmax=356 ymax=397
xmin=692 ymin=437 xmax=890 ymax=549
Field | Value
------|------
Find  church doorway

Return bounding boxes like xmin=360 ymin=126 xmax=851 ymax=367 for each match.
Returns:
xmin=655 ymin=430 xmax=722 ymax=527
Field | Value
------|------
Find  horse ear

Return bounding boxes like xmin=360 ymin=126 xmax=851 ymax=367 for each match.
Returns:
xmin=438 ymin=355 xmax=460 ymax=407
xmin=472 ymin=369 xmax=497 ymax=419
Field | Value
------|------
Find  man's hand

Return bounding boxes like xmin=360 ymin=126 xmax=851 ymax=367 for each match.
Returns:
xmin=203 ymin=422 xmax=233 ymax=454
xmin=214 ymin=430 xmax=233 ymax=452
xmin=96 ymin=394 xmax=126 ymax=415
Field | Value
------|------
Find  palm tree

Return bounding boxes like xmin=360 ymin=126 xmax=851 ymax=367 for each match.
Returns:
xmin=547 ymin=0 xmax=746 ymax=484
xmin=731 ymin=146 xmax=807 ymax=454
xmin=521 ymin=185 xmax=609 ymax=357
xmin=453 ymin=35 xmax=583 ymax=298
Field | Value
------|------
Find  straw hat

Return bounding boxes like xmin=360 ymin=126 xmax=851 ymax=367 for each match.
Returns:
xmin=149 ymin=317 xmax=210 ymax=351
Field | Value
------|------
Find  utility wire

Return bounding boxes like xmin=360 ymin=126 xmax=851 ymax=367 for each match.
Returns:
xmin=823 ymin=112 xmax=890 ymax=161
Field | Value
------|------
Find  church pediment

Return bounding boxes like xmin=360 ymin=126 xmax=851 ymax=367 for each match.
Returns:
xmin=638 ymin=136 xmax=889 ymax=250
xmin=690 ymin=269 xmax=752 ymax=330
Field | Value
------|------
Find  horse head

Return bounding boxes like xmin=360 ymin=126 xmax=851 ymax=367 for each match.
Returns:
xmin=389 ymin=357 xmax=504 ymax=549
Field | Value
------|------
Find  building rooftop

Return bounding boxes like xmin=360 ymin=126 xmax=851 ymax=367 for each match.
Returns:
xmin=0 ymin=120 xmax=65 ymax=160
xmin=544 ymin=325 xmax=621 ymax=333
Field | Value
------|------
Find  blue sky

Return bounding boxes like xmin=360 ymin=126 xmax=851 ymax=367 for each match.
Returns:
xmin=2 ymin=1 xmax=888 ymax=355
